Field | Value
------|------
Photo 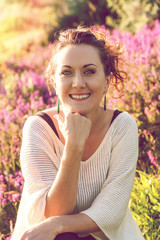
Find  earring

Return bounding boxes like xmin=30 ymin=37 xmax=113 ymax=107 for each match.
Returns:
xmin=104 ymin=93 xmax=106 ymax=111
xmin=57 ymin=98 xmax=60 ymax=114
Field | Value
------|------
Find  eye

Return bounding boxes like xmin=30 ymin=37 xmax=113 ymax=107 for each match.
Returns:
xmin=84 ymin=69 xmax=96 ymax=75
xmin=61 ymin=70 xmax=73 ymax=75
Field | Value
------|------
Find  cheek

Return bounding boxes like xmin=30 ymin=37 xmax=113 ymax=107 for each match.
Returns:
xmin=55 ymin=79 xmax=70 ymax=96
xmin=88 ymin=77 xmax=106 ymax=93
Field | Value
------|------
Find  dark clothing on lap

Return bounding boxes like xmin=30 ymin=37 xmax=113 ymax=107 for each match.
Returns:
xmin=55 ymin=232 xmax=95 ymax=240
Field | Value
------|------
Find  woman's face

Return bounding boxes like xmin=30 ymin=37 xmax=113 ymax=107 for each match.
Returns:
xmin=53 ymin=44 xmax=109 ymax=116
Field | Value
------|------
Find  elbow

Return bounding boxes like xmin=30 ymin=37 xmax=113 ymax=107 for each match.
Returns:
xmin=44 ymin=204 xmax=75 ymax=218
xmin=44 ymin=192 xmax=77 ymax=218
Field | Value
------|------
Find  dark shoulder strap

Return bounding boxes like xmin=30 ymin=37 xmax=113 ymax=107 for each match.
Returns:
xmin=34 ymin=110 xmax=122 ymax=138
xmin=110 ymin=109 xmax=123 ymax=126
xmin=34 ymin=111 xmax=59 ymax=139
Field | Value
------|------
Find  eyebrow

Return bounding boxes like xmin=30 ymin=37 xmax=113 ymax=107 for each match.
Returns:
xmin=62 ymin=64 xmax=97 ymax=68
xmin=83 ymin=64 xmax=97 ymax=68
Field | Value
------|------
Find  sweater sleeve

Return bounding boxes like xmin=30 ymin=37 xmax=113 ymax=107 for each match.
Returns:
xmin=19 ymin=116 xmax=60 ymax=227
xmin=81 ymin=113 xmax=139 ymax=240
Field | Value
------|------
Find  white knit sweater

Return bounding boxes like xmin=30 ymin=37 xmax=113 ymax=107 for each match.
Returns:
xmin=12 ymin=112 xmax=144 ymax=240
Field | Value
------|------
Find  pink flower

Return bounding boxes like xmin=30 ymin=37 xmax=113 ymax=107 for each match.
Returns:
xmin=148 ymin=150 xmax=159 ymax=167
xmin=0 ymin=174 xmax=4 ymax=183
xmin=12 ymin=193 xmax=20 ymax=202
xmin=0 ymin=191 xmax=3 ymax=199
xmin=14 ymin=181 xmax=20 ymax=188
xmin=6 ymin=237 xmax=11 ymax=240
xmin=144 ymin=107 xmax=150 ymax=115
xmin=0 ymin=183 xmax=7 ymax=192
xmin=1 ymin=198 xmax=7 ymax=206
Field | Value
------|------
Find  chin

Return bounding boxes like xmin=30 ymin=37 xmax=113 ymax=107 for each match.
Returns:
xmin=67 ymin=107 xmax=89 ymax=115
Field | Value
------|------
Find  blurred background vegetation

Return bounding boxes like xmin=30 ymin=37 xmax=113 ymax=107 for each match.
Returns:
xmin=1 ymin=0 xmax=160 ymax=61
xmin=0 ymin=0 xmax=160 ymax=239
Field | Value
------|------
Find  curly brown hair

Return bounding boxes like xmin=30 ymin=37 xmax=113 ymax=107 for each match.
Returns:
xmin=45 ymin=26 xmax=127 ymax=96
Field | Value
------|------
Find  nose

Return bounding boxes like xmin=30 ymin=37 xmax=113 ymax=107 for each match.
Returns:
xmin=72 ymin=73 xmax=86 ymax=88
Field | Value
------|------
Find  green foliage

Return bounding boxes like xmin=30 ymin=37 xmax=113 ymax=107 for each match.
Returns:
xmin=48 ymin=0 xmax=110 ymax=41
xmin=106 ymin=0 xmax=160 ymax=32
xmin=48 ymin=0 xmax=160 ymax=39
xmin=56 ymin=0 xmax=108 ymax=26
xmin=130 ymin=171 xmax=160 ymax=240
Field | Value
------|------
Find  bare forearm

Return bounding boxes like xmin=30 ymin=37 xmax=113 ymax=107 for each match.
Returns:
xmin=52 ymin=213 xmax=100 ymax=235
xmin=45 ymin=141 xmax=84 ymax=218
xmin=20 ymin=212 xmax=100 ymax=240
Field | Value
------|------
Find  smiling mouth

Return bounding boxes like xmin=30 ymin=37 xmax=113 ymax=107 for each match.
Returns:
xmin=69 ymin=93 xmax=91 ymax=100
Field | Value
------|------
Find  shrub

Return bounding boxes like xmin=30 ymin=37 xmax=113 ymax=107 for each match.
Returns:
xmin=106 ymin=20 xmax=160 ymax=172
xmin=130 ymin=170 xmax=160 ymax=240
xmin=106 ymin=0 xmax=160 ymax=33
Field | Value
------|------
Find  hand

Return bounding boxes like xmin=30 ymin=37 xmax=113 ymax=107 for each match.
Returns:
xmin=54 ymin=112 xmax=92 ymax=148
xmin=20 ymin=217 xmax=57 ymax=240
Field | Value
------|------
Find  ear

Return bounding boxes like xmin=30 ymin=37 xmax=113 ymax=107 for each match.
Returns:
xmin=104 ymin=76 xmax=110 ymax=92
xmin=50 ymin=76 xmax=56 ymax=89
xmin=50 ymin=76 xmax=59 ymax=96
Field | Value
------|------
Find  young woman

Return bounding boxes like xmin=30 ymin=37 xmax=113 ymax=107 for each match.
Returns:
xmin=12 ymin=27 xmax=144 ymax=240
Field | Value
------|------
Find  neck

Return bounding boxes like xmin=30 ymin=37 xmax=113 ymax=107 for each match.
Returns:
xmin=86 ymin=107 xmax=104 ymax=135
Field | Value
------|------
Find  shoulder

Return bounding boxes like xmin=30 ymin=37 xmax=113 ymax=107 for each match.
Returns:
xmin=42 ymin=106 xmax=57 ymax=118
xmin=22 ymin=112 xmax=53 ymax=139
xmin=111 ymin=111 xmax=138 ymax=138
xmin=110 ymin=112 xmax=138 ymax=151
xmin=23 ymin=114 xmax=45 ymax=131
xmin=21 ymin=115 xmax=58 ymax=150
xmin=113 ymin=111 xmax=137 ymax=128
xmin=23 ymin=107 xmax=56 ymax=128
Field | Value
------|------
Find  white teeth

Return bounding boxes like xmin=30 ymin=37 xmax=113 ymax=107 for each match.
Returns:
xmin=71 ymin=94 xmax=90 ymax=99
